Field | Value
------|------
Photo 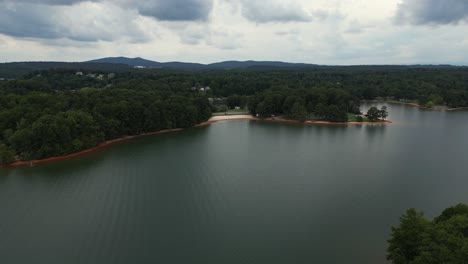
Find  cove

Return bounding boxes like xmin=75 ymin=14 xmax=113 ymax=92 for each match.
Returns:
xmin=0 ymin=103 xmax=467 ymax=264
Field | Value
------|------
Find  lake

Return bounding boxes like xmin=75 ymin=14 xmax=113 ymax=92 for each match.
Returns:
xmin=1 ymin=103 xmax=468 ymax=264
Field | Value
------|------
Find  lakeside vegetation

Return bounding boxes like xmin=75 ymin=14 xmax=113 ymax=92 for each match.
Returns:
xmin=1 ymin=65 xmax=467 ymax=164
xmin=247 ymin=88 xmax=388 ymax=122
xmin=388 ymin=204 xmax=468 ymax=263
xmin=0 ymin=88 xmax=211 ymax=164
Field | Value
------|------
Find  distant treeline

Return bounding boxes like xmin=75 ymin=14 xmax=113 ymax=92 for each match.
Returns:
xmin=0 ymin=62 xmax=131 ymax=79
xmin=10 ymin=66 xmax=466 ymax=107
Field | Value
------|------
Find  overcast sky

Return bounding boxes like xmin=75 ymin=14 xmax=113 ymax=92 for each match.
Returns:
xmin=0 ymin=0 xmax=467 ymax=65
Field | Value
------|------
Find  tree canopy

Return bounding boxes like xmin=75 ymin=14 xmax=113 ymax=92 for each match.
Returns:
xmin=388 ymin=204 xmax=468 ymax=264
xmin=0 ymin=86 xmax=211 ymax=163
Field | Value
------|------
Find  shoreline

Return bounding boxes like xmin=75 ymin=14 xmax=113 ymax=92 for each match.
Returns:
xmin=257 ymin=117 xmax=391 ymax=126
xmin=1 ymin=114 xmax=390 ymax=168
xmin=2 ymin=128 xmax=186 ymax=168
xmin=364 ymin=100 xmax=468 ymax=111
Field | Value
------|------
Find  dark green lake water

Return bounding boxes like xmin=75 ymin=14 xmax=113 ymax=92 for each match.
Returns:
xmin=1 ymin=103 xmax=468 ymax=264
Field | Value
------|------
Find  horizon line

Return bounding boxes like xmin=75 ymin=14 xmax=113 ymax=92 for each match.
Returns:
xmin=0 ymin=57 xmax=467 ymax=67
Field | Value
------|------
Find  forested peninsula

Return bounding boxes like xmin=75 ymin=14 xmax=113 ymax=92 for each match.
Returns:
xmin=1 ymin=65 xmax=467 ymax=165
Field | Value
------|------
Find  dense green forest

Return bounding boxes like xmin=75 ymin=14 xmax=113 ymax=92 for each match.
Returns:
xmin=3 ymin=66 xmax=466 ymax=104
xmin=0 ymin=65 xmax=467 ymax=163
xmin=0 ymin=86 xmax=211 ymax=163
xmin=388 ymin=204 xmax=468 ymax=264
xmin=3 ymin=66 xmax=467 ymax=108
xmin=247 ymin=88 xmax=360 ymax=122
xmin=99 ymin=66 xmax=468 ymax=108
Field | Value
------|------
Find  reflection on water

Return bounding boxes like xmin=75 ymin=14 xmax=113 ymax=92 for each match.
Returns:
xmin=364 ymin=124 xmax=387 ymax=138
xmin=1 ymin=104 xmax=468 ymax=264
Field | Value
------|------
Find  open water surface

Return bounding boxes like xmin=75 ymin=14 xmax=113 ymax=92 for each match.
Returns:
xmin=1 ymin=103 xmax=468 ymax=263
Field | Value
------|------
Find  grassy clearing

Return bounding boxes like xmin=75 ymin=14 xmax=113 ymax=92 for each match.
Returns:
xmin=212 ymin=109 xmax=250 ymax=116
xmin=347 ymin=114 xmax=371 ymax=122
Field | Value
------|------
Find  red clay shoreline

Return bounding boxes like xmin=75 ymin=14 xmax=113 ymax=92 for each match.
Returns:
xmin=2 ymin=128 xmax=187 ymax=168
xmin=256 ymin=118 xmax=391 ymax=126
xmin=1 ymin=115 xmax=391 ymax=168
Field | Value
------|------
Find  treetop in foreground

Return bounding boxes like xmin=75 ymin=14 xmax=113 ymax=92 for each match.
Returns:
xmin=388 ymin=204 xmax=468 ymax=264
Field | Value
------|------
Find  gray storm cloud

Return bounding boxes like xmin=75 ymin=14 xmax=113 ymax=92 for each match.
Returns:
xmin=0 ymin=2 xmax=147 ymax=41
xmin=396 ymin=0 xmax=468 ymax=25
xmin=134 ymin=0 xmax=214 ymax=21
xmin=0 ymin=0 xmax=214 ymax=41
xmin=0 ymin=0 xmax=215 ymax=21
xmin=0 ymin=0 xmax=96 ymax=5
xmin=238 ymin=0 xmax=312 ymax=23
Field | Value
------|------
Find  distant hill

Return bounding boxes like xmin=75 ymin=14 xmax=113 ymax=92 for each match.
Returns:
xmin=85 ymin=57 xmax=319 ymax=70
xmin=0 ymin=57 xmax=463 ymax=79
xmin=86 ymin=57 xmax=163 ymax=68
xmin=207 ymin=60 xmax=317 ymax=69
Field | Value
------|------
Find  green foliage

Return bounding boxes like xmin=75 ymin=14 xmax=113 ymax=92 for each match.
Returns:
xmin=425 ymin=101 xmax=434 ymax=108
xmin=226 ymin=95 xmax=247 ymax=109
xmin=366 ymin=107 xmax=381 ymax=121
xmin=289 ymin=102 xmax=308 ymax=122
xmin=366 ymin=106 xmax=388 ymax=121
xmin=387 ymin=209 xmax=430 ymax=263
xmin=249 ymin=88 xmax=353 ymax=122
xmin=380 ymin=106 xmax=389 ymax=120
xmin=0 ymin=143 xmax=15 ymax=164
xmin=0 ymin=86 xmax=211 ymax=163
xmin=388 ymin=204 xmax=468 ymax=264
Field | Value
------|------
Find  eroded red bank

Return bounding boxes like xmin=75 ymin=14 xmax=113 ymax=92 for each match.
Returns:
xmin=1 ymin=117 xmax=391 ymax=168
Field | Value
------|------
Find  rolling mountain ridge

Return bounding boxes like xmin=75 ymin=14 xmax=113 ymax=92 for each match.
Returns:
xmin=85 ymin=57 xmax=319 ymax=70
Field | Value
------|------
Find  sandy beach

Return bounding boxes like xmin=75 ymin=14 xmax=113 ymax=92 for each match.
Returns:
xmin=197 ymin=115 xmax=256 ymax=125
xmin=2 ymin=114 xmax=390 ymax=168
xmin=201 ymin=115 xmax=391 ymax=126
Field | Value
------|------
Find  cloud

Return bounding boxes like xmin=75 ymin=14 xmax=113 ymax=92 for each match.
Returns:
xmin=345 ymin=20 xmax=375 ymax=34
xmin=0 ymin=2 xmax=149 ymax=42
xmin=395 ymin=0 xmax=468 ymax=25
xmin=114 ymin=0 xmax=214 ymax=21
xmin=207 ymin=28 xmax=244 ymax=50
xmin=1 ymin=0 xmax=215 ymax=21
xmin=238 ymin=0 xmax=312 ymax=23
xmin=275 ymin=29 xmax=300 ymax=36
xmin=177 ymin=24 xmax=209 ymax=45
xmin=173 ymin=23 xmax=243 ymax=50
xmin=0 ymin=0 xmax=96 ymax=5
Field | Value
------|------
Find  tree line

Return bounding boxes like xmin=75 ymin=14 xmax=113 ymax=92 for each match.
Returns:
xmin=247 ymin=88 xmax=361 ymax=122
xmin=5 ymin=66 xmax=468 ymax=107
xmin=0 ymin=88 xmax=211 ymax=164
